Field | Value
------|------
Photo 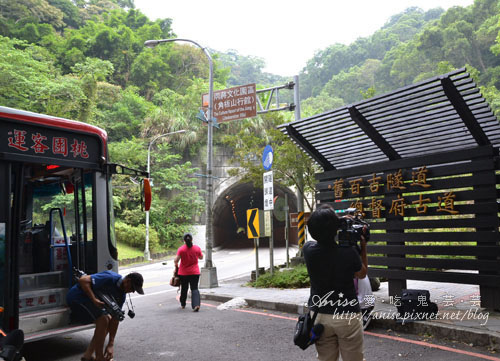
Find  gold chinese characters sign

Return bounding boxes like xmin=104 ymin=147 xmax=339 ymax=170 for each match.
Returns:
xmin=328 ymin=166 xmax=459 ymax=218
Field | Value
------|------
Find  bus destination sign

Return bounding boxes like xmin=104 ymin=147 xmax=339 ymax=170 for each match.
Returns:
xmin=1 ymin=120 xmax=101 ymax=165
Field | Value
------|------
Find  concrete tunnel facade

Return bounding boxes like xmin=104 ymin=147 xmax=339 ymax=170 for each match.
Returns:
xmin=212 ymin=181 xmax=298 ymax=249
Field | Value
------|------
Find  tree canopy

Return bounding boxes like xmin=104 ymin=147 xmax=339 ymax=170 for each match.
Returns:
xmin=299 ymin=2 xmax=500 ymax=115
xmin=1 ymin=0 xmax=499 ymax=249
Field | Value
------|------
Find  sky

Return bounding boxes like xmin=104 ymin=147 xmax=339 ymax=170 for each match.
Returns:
xmin=134 ymin=0 xmax=475 ymax=77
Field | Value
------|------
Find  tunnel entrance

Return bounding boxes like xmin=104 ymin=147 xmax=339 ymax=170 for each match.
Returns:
xmin=213 ymin=182 xmax=298 ymax=249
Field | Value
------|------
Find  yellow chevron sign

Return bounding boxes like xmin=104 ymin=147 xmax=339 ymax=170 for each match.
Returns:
xmin=247 ymin=208 xmax=259 ymax=238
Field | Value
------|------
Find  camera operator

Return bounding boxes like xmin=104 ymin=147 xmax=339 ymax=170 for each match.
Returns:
xmin=303 ymin=204 xmax=368 ymax=361
xmin=66 ymin=270 xmax=144 ymax=361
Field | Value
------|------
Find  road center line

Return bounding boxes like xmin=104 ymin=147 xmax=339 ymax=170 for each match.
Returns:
xmin=233 ymin=308 xmax=297 ymax=320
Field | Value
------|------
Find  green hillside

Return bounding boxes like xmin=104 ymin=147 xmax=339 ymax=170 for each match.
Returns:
xmin=1 ymin=0 xmax=499 ymax=250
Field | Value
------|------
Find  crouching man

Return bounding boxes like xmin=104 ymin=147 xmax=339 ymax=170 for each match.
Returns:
xmin=66 ymin=270 xmax=144 ymax=361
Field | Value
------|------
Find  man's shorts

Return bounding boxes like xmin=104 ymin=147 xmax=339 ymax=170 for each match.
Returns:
xmin=315 ymin=312 xmax=364 ymax=361
xmin=69 ymin=299 xmax=107 ymax=325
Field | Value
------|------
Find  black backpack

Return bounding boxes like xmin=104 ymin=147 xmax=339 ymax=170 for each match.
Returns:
xmin=396 ymin=289 xmax=438 ymax=323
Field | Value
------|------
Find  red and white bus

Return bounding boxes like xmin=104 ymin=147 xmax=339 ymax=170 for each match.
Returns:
xmin=0 ymin=106 xmax=146 ymax=341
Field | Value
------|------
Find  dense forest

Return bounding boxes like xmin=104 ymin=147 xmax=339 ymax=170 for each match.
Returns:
xmin=299 ymin=2 xmax=500 ymax=114
xmin=1 ymin=0 xmax=499 ymax=252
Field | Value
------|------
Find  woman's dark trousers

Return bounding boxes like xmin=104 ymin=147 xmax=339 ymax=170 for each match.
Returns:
xmin=179 ymin=274 xmax=200 ymax=309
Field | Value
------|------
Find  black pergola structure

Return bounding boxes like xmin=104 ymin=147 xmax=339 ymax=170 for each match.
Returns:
xmin=279 ymin=68 xmax=500 ymax=309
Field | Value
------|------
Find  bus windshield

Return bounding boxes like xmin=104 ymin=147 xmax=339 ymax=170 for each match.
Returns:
xmin=19 ymin=164 xmax=96 ymax=277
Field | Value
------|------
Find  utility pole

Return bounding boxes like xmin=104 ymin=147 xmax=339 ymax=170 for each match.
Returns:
xmin=293 ymin=75 xmax=306 ymax=261
xmin=144 ymin=38 xmax=218 ymax=288
xmin=293 ymin=75 xmax=304 ymax=214
xmin=257 ymin=76 xmax=305 ymax=263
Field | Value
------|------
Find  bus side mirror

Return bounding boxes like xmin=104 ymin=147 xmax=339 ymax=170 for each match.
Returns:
xmin=143 ymin=178 xmax=152 ymax=211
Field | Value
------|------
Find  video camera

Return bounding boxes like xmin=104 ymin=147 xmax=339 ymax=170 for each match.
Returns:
xmin=338 ymin=208 xmax=370 ymax=247
xmin=0 ymin=329 xmax=24 ymax=361
xmin=72 ymin=268 xmax=126 ymax=321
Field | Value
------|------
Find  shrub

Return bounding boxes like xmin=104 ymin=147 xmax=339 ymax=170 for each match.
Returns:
xmin=114 ymin=221 xmax=160 ymax=252
xmin=250 ymin=265 xmax=310 ymax=289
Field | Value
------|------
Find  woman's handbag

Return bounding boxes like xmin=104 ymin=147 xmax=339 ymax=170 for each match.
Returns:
xmin=170 ymin=274 xmax=180 ymax=287
xmin=170 ymin=266 xmax=180 ymax=287
xmin=293 ymin=309 xmax=323 ymax=350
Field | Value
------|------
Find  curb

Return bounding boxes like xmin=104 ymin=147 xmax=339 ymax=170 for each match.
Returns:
xmin=119 ymin=251 xmax=173 ymax=267
xmin=370 ymin=316 xmax=500 ymax=352
xmin=201 ymin=293 xmax=306 ymax=315
xmin=200 ymin=293 xmax=500 ymax=352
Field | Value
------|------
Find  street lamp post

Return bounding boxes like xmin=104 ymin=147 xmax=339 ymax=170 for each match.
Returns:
xmin=144 ymin=38 xmax=218 ymax=288
xmin=145 ymin=129 xmax=186 ymax=261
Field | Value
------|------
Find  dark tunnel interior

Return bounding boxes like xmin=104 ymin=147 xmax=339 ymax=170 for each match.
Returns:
xmin=213 ymin=182 xmax=298 ymax=248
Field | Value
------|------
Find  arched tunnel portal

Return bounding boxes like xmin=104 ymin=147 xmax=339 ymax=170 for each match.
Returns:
xmin=213 ymin=182 xmax=298 ymax=249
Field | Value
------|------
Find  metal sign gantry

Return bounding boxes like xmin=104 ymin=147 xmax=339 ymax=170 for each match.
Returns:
xmin=255 ymin=82 xmax=296 ymax=114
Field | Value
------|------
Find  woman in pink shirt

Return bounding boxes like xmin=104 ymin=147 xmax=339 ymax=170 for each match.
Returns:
xmin=174 ymin=233 xmax=204 ymax=311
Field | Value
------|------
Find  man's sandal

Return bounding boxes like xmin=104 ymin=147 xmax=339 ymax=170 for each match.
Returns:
xmin=81 ymin=357 xmax=96 ymax=361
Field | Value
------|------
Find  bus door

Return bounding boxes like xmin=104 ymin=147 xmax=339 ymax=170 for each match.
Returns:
xmin=1 ymin=160 xmax=99 ymax=334
xmin=0 ymin=161 xmax=21 ymax=331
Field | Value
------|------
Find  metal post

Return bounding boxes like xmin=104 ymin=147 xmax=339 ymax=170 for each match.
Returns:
xmin=298 ymin=211 xmax=306 ymax=248
xmin=270 ymin=210 xmax=274 ymax=275
xmin=293 ymin=75 xmax=301 ymax=133
xmin=293 ymin=75 xmax=306 ymax=258
xmin=293 ymin=75 xmax=304 ymax=214
xmin=145 ymin=146 xmax=151 ymax=261
xmin=201 ymin=43 xmax=219 ymax=288
xmin=254 ymin=238 xmax=259 ymax=281
xmin=206 ymin=52 xmax=214 ymax=269
xmin=144 ymin=38 xmax=218 ymax=287
xmin=284 ymin=192 xmax=289 ymax=268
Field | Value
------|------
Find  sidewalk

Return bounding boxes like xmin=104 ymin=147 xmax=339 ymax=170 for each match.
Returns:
xmin=200 ymin=276 xmax=500 ymax=352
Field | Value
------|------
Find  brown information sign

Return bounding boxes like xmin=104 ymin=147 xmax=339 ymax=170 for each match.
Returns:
xmin=289 ymin=212 xmax=311 ymax=227
xmin=202 ymin=83 xmax=257 ymax=123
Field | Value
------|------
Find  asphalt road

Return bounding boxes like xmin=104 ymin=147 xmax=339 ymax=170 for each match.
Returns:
xmin=21 ymin=290 xmax=499 ymax=361
xmin=19 ymin=248 xmax=500 ymax=360
xmin=120 ymin=247 xmax=298 ymax=292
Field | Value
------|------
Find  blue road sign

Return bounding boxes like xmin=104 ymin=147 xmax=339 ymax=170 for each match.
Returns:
xmin=262 ymin=145 xmax=273 ymax=170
